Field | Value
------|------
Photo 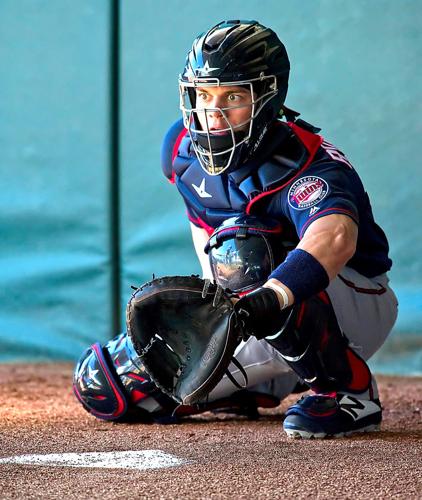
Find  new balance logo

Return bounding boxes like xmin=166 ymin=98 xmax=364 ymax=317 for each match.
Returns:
xmin=339 ymin=395 xmax=380 ymax=421
xmin=309 ymin=206 xmax=320 ymax=216
xmin=192 ymin=178 xmax=212 ymax=198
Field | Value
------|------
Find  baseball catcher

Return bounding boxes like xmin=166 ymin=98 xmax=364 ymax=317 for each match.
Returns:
xmin=74 ymin=20 xmax=398 ymax=439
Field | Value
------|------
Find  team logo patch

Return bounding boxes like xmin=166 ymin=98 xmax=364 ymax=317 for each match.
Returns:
xmin=288 ymin=176 xmax=329 ymax=210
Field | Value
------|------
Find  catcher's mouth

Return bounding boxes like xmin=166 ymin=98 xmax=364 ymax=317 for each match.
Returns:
xmin=209 ymin=128 xmax=230 ymax=136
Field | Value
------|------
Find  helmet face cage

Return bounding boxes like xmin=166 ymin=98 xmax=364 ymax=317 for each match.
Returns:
xmin=179 ymin=74 xmax=278 ymax=175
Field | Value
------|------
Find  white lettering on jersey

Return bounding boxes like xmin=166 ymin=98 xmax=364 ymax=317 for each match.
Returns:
xmin=322 ymin=140 xmax=353 ymax=169
xmin=192 ymin=178 xmax=212 ymax=198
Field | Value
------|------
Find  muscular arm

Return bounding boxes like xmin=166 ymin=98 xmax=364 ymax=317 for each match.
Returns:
xmin=190 ymin=222 xmax=214 ymax=279
xmin=265 ymin=214 xmax=358 ymax=307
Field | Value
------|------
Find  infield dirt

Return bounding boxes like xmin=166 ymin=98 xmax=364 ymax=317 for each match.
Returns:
xmin=0 ymin=363 xmax=421 ymax=499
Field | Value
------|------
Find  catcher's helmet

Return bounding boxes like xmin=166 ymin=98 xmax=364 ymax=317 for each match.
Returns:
xmin=205 ymin=215 xmax=287 ymax=293
xmin=179 ymin=20 xmax=290 ymax=175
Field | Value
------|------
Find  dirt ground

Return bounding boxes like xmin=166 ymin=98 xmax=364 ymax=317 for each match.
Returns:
xmin=0 ymin=363 xmax=421 ymax=499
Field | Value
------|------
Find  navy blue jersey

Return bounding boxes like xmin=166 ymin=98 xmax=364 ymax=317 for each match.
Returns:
xmin=264 ymin=139 xmax=392 ymax=277
xmin=162 ymin=119 xmax=392 ymax=278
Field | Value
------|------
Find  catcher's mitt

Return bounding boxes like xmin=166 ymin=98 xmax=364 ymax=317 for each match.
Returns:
xmin=126 ymin=275 xmax=246 ymax=406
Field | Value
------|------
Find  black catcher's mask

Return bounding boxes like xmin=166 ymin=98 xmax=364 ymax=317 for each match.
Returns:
xmin=179 ymin=20 xmax=290 ymax=175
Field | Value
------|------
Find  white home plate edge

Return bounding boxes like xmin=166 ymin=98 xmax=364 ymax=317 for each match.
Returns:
xmin=0 ymin=450 xmax=188 ymax=470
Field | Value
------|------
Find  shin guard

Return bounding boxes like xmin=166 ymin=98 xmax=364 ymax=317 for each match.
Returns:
xmin=265 ymin=292 xmax=371 ymax=394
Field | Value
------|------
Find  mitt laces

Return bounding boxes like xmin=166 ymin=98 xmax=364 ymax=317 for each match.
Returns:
xmin=170 ymin=355 xmax=249 ymax=418
xmin=201 ymin=278 xmax=225 ymax=307
xmin=202 ymin=279 xmax=249 ymax=389
xmin=202 ymin=278 xmax=239 ymax=307
xmin=226 ymin=357 xmax=248 ymax=390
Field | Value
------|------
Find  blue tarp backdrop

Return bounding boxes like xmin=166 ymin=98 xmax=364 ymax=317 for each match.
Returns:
xmin=0 ymin=0 xmax=421 ymax=374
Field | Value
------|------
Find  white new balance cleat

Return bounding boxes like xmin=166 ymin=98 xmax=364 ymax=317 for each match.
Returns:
xmin=283 ymin=392 xmax=382 ymax=439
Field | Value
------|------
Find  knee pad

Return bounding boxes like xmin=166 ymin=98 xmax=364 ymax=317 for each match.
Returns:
xmin=265 ymin=292 xmax=371 ymax=393
xmin=73 ymin=333 xmax=177 ymax=422
xmin=73 ymin=333 xmax=284 ymax=423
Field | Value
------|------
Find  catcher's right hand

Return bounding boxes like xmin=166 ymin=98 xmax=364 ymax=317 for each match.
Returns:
xmin=234 ymin=287 xmax=285 ymax=340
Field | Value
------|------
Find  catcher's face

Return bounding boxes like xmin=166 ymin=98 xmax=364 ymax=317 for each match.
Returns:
xmin=195 ymin=85 xmax=254 ymax=135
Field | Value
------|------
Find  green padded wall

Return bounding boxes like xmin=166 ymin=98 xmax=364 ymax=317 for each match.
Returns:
xmin=0 ymin=1 xmax=112 ymax=360
xmin=0 ymin=1 xmax=420 ymax=374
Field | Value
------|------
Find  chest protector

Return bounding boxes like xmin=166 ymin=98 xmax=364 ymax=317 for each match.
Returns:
xmin=164 ymin=120 xmax=323 ymax=234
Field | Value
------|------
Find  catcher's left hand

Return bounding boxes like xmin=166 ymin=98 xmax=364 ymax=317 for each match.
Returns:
xmin=126 ymin=275 xmax=245 ymax=405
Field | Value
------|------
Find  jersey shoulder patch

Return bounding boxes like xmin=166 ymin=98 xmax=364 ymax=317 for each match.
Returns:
xmin=287 ymin=175 xmax=329 ymax=211
xmin=161 ymin=118 xmax=187 ymax=182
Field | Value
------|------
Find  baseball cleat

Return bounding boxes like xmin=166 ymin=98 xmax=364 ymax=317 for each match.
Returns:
xmin=283 ymin=392 xmax=382 ymax=439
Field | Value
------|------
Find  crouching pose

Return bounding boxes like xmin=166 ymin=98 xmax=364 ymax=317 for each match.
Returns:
xmin=73 ymin=20 xmax=397 ymax=439
xmin=161 ymin=20 xmax=398 ymax=437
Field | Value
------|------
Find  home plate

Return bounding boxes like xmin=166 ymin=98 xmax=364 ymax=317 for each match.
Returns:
xmin=0 ymin=450 xmax=188 ymax=470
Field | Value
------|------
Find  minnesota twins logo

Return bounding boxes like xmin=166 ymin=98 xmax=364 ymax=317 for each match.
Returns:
xmin=288 ymin=176 xmax=329 ymax=210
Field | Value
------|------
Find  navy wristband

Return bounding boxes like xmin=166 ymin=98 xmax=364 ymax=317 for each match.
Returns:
xmin=269 ymin=249 xmax=329 ymax=303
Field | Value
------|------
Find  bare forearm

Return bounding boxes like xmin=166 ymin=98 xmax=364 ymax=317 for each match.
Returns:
xmin=264 ymin=214 xmax=358 ymax=308
xmin=297 ymin=218 xmax=357 ymax=280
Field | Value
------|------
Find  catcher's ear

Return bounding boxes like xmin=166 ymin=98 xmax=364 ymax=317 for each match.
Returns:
xmin=73 ymin=343 xmax=128 ymax=421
